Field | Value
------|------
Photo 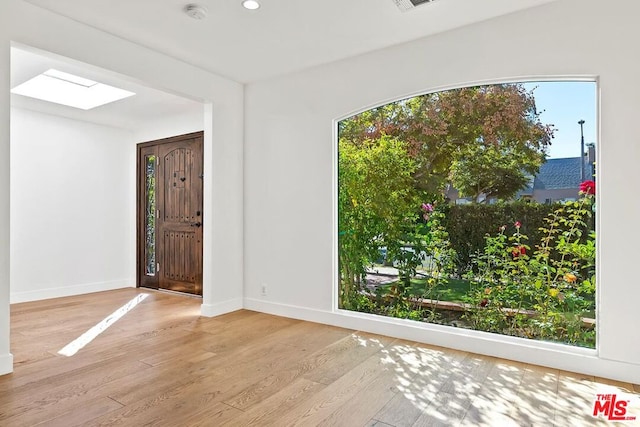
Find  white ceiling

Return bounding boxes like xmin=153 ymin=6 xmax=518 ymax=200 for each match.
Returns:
xmin=24 ymin=0 xmax=557 ymax=83
xmin=11 ymin=46 xmax=203 ymax=130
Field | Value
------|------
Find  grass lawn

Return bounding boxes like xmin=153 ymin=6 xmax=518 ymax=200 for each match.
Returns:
xmin=379 ymin=276 xmax=472 ymax=303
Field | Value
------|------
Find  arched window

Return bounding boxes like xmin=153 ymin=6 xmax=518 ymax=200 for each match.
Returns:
xmin=337 ymin=80 xmax=597 ymax=348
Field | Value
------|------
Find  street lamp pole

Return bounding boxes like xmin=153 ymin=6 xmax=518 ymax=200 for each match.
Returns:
xmin=578 ymin=119 xmax=585 ymax=182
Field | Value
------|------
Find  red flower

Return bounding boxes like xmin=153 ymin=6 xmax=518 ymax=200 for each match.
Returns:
xmin=579 ymin=180 xmax=595 ymax=195
xmin=511 ymin=245 xmax=526 ymax=258
xmin=480 ymin=298 xmax=489 ymax=307
xmin=514 ymin=221 xmax=521 ymax=228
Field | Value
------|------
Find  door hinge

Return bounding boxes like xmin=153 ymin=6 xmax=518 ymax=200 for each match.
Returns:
xmin=156 ymin=209 xmax=160 ymax=219
xmin=157 ymin=263 xmax=160 ymax=272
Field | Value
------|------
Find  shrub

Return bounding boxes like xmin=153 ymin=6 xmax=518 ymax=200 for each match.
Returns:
xmin=439 ymin=200 xmax=592 ymax=274
xmin=462 ymin=192 xmax=596 ymax=347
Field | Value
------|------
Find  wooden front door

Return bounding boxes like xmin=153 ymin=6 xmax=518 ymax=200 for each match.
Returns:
xmin=137 ymin=131 xmax=203 ymax=295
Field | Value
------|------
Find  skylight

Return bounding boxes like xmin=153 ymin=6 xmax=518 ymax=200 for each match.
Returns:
xmin=11 ymin=69 xmax=135 ymax=110
xmin=393 ymin=0 xmax=434 ymax=12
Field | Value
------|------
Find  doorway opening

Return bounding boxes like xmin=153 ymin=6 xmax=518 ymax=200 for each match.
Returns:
xmin=9 ymin=44 xmax=205 ymax=304
xmin=137 ymin=131 xmax=204 ymax=296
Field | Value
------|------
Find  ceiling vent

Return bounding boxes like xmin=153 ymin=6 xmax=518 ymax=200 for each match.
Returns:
xmin=393 ymin=0 xmax=435 ymax=12
xmin=184 ymin=4 xmax=208 ymax=20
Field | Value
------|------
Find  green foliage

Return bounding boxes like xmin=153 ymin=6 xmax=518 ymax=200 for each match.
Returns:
xmin=440 ymin=201 xmax=573 ymax=274
xmin=336 ymin=82 xmax=595 ymax=348
xmin=342 ymin=205 xmax=458 ymax=325
xmin=339 ymin=84 xmax=553 ymax=198
xmin=338 ymin=136 xmax=421 ymax=306
xmin=414 ymin=209 xmax=457 ymax=299
xmin=450 ymin=143 xmax=543 ymax=202
xmin=462 ymin=194 xmax=596 ymax=347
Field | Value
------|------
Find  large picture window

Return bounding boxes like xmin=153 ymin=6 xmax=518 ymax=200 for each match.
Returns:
xmin=337 ymin=81 xmax=597 ymax=348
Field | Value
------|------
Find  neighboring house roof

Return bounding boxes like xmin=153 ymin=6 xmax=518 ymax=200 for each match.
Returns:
xmin=516 ymin=173 xmax=535 ymax=197
xmin=533 ymin=157 xmax=594 ymax=190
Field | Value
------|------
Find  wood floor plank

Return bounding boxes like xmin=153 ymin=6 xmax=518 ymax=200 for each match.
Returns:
xmin=221 ymin=378 xmax=327 ymax=427
xmin=302 ymin=332 xmax=395 ymax=385
xmin=513 ymin=364 xmax=559 ymax=426
xmin=374 ymin=392 xmax=425 ymax=427
xmin=2 ymin=289 xmax=639 ymax=426
xmin=0 ymin=359 xmax=150 ymax=425
xmin=459 ymin=407 xmax=520 ymax=427
xmin=100 ymin=347 xmax=228 ymax=406
xmin=206 ymin=308 xmax=261 ymax=324
xmin=283 ymin=322 xmax=354 ymax=352
xmin=366 ymin=420 xmax=395 ymax=427
xmin=317 ymin=369 xmax=399 ymax=427
xmin=466 ymin=358 xmax=526 ymax=419
xmin=439 ymin=353 xmax=494 ymax=397
xmin=95 ymin=391 xmax=242 ymax=427
xmin=105 ymin=317 xmax=320 ymax=413
xmin=166 ymin=402 xmax=242 ymax=427
xmin=222 ymin=323 xmax=355 ymax=411
xmin=383 ymin=339 xmax=468 ymax=404
xmin=413 ymin=392 xmax=473 ymax=427
xmin=271 ymin=351 xmax=395 ymax=426
xmin=33 ymin=396 xmax=123 ymax=427
xmin=594 ymin=376 xmax=635 ymax=393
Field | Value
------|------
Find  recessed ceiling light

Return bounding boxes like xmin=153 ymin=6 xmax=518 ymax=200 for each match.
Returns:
xmin=11 ymin=69 xmax=135 ymax=110
xmin=242 ymin=0 xmax=260 ymax=10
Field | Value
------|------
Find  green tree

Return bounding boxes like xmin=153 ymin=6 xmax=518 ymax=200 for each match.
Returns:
xmin=339 ymin=84 xmax=554 ymax=201
xmin=338 ymin=136 xmax=420 ymax=307
xmin=450 ymin=142 xmax=541 ymax=202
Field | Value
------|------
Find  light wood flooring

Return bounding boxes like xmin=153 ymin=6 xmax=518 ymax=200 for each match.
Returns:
xmin=1 ymin=288 xmax=638 ymax=426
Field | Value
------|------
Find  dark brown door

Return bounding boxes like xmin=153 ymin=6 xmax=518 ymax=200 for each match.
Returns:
xmin=137 ymin=132 xmax=203 ymax=295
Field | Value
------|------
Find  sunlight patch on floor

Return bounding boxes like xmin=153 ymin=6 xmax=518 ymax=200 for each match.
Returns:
xmin=58 ymin=293 xmax=149 ymax=356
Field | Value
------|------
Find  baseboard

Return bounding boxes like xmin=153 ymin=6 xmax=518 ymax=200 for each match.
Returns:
xmin=201 ymin=298 xmax=243 ymax=317
xmin=244 ymin=298 xmax=640 ymax=384
xmin=0 ymin=352 xmax=13 ymax=376
xmin=244 ymin=298 xmax=343 ymax=325
xmin=10 ymin=280 xmax=134 ymax=304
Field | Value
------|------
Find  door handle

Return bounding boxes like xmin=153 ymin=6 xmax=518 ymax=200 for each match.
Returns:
xmin=190 ymin=222 xmax=202 ymax=228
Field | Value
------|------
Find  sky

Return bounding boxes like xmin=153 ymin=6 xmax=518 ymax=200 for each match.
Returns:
xmin=522 ymin=81 xmax=597 ymax=159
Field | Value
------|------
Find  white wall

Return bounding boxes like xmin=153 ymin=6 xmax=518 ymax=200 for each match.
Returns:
xmin=0 ymin=0 xmax=244 ymax=375
xmin=0 ymin=1 xmax=12 ymax=375
xmin=133 ymin=110 xmax=204 ymax=144
xmin=10 ymin=106 xmax=205 ymax=305
xmin=10 ymin=108 xmax=133 ymax=303
xmin=244 ymin=0 xmax=640 ymax=383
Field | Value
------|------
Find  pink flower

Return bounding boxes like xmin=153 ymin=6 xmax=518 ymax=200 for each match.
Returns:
xmin=421 ymin=203 xmax=433 ymax=221
xmin=579 ymin=180 xmax=595 ymax=195
xmin=421 ymin=203 xmax=434 ymax=213
xmin=514 ymin=221 xmax=521 ymax=229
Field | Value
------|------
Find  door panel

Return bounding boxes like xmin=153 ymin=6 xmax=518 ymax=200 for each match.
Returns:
xmin=137 ymin=132 xmax=203 ymax=295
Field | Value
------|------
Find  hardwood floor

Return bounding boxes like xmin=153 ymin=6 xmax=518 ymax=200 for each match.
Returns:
xmin=1 ymin=288 xmax=638 ymax=426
